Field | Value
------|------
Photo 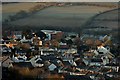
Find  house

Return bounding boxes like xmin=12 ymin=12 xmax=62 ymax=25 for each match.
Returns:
xmin=62 ymin=60 xmax=77 ymax=67
xmin=2 ymin=45 xmax=11 ymax=53
xmin=62 ymin=53 xmax=77 ymax=67
xmin=12 ymin=55 xmax=27 ymax=62
xmin=76 ymin=65 xmax=89 ymax=71
xmin=98 ymin=67 xmax=112 ymax=74
xmin=81 ymin=46 xmax=113 ymax=66
xmin=58 ymin=66 xmax=73 ymax=74
xmin=41 ymin=30 xmax=53 ymax=40
xmin=2 ymin=37 xmax=10 ymax=43
xmin=89 ymin=73 xmax=98 ymax=80
xmin=11 ymin=31 xmax=22 ymax=39
xmin=83 ymin=52 xmax=95 ymax=59
xmin=15 ymin=49 xmax=26 ymax=55
xmin=70 ymin=71 xmax=87 ymax=76
xmin=106 ymin=72 xmax=120 ymax=78
xmin=63 ymin=53 xmax=73 ymax=60
xmin=77 ymin=44 xmax=90 ymax=53
xmin=50 ymin=59 xmax=63 ymax=67
xmin=74 ymin=58 xmax=86 ymax=66
xmin=11 ymin=62 xmax=33 ymax=68
xmin=73 ymin=54 xmax=80 ymax=59
xmin=93 ymin=50 xmax=99 ymax=56
xmin=101 ymin=56 xmax=109 ymax=65
xmin=88 ymin=66 xmax=101 ymax=72
xmin=31 ymin=36 xmax=42 ymax=46
xmin=62 ymin=61 xmax=72 ymax=67
xmin=20 ymin=36 xmax=31 ymax=43
xmin=97 ymin=46 xmax=115 ymax=59
xmin=116 ymin=56 xmax=120 ymax=65
xmin=89 ymin=58 xmax=103 ymax=66
xmin=41 ymin=30 xmax=62 ymax=40
xmin=30 ymin=55 xmax=44 ymax=67
xmin=48 ymin=63 xmax=57 ymax=71
xmin=58 ymin=67 xmax=66 ymax=74
xmin=40 ymin=54 xmax=57 ymax=61
xmin=52 ymin=31 xmax=64 ymax=41
xmin=105 ymin=63 xmax=120 ymax=72
xmin=66 ymin=48 xmax=77 ymax=54
xmin=66 ymin=32 xmax=79 ymax=39
xmin=42 ymin=48 xmax=55 ymax=55
xmin=43 ymin=59 xmax=61 ymax=72
xmin=62 ymin=48 xmax=77 ymax=61
xmin=64 ymin=75 xmax=92 ymax=80
xmin=93 ymin=74 xmax=105 ymax=80
xmin=83 ymin=58 xmax=91 ymax=66
xmin=58 ymin=44 xmax=69 ymax=53
xmin=34 ymin=58 xmax=44 ymax=67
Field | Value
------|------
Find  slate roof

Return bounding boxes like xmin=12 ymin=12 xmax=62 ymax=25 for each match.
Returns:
xmin=40 ymin=55 xmax=56 ymax=61
xmin=64 ymin=75 xmax=92 ymax=80
xmin=12 ymin=62 xmax=33 ymax=68
xmin=62 ymin=61 xmax=71 ymax=66
xmin=105 ymin=63 xmax=120 ymax=66
xmin=91 ymin=58 xmax=103 ymax=62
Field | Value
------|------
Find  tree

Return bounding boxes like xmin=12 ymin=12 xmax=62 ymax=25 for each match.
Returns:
xmin=51 ymin=39 xmax=59 ymax=48
xmin=22 ymin=29 xmax=32 ymax=39
xmin=95 ymin=40 xmax=103 ymax=46
xmin=36 ymin=31 xmax=46 ymax=40
xmin=66 ymin=39 xmax=73 ymax=47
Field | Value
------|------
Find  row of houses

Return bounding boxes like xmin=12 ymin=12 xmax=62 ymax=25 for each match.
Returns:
xmin=1 ymin=29 xmax=120 ymax=80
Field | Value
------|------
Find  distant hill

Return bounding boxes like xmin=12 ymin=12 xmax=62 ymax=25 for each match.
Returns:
xmin=82 ymin=8 xmax=119 ymax=41
xmin=2 ymin=2 xmax=118 ymax=33
xmin=85 ymin=8 xmax=119 ymax=29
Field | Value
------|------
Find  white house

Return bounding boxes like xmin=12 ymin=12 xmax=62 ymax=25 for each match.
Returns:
xmin=41 ymin=30 xmax=62 ymax=40
xmin=12 ymin=55 xmax=27 ymax=62
xmin=20 ymin=36 xmax=31 ymax=43
xmin=30 ymin=55 xmax=44 ymax=67
xmin=105 ymin=63 xmax=120 ymax=72
xmin=97 ymin=46 xmax=114 ymax=58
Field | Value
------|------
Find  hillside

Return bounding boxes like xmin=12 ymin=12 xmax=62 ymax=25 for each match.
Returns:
xmin=2 ymin=2 xmax=55 ymax=21
xmin=82 ymin=8 xmax=119 ymax=41
xmin=87 ymin=9 xmax=118 ymax=29
xmin=2 ymin=2 xmax=118 ymax=32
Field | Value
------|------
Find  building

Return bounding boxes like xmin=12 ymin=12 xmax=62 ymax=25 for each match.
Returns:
xmin=11 ymin=31 xmax=22 ymax=39
xmin=41 ymin=30 xmax=63 ymax=40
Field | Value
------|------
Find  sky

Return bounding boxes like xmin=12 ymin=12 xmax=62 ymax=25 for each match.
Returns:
xmin=1 ymin=0 xmax=120 ymax=2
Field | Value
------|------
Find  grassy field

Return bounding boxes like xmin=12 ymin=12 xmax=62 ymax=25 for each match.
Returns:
xmin=82 ymin=8 xmax=119 ymax=40
xmin=2 ymin=2 xmax=52 ymax=20
xmin=2 ymin=2 xmax=118 ymax=32
xmin=5 ymin=5 xmax=114 ymax=31
xmin=86 ymin=9 xmax=119 ymax=29
xmin=2 ymin=2 xmax=46 ymax=13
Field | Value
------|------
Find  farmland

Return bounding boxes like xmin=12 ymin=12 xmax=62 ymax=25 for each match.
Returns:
xmin=2 ymin=2 xmax=40 ymax=20
xmin=2 ymin=2 xmax=118 ymax=32
xmin=2 ymin=3 xmax=44 ymax=13
xmin=2 ymin=2 xmax=54 ymax=21
xmin=82 ymin=8 xmax=119 ymax=42
xmin=87 ymin=9 xmax=118 ymax=29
